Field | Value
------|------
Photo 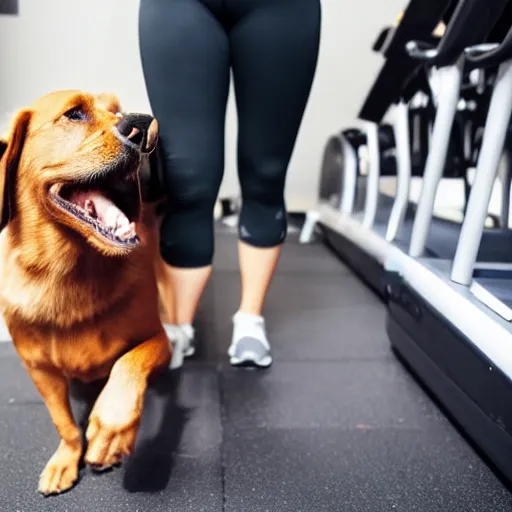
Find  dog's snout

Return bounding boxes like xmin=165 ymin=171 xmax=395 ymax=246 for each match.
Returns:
xmin=116 ymin=117 xmax=143 ymax=146
xmin=115 ymin=114 xmax=158 ymax=153
xmin=116 ymin=117 xmax=137 ymax=139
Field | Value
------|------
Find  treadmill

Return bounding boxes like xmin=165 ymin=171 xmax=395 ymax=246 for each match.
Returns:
xmin=387 ymin=15 xmax=512 ymax=485
xmin=299 ymin=0 xmax=452 ymax=290
xmin=301 ymin=0 xmax=512 ymax=296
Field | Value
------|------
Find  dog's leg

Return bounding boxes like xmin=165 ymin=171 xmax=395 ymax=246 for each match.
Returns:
xmin=25 ymin=367 xmax=82 ymax=495
xmin=84 ymin=330 xmax=171 ymax=469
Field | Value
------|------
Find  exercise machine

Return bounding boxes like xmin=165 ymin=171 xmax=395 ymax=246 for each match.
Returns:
xmin=387 ymin=15 xmax=512 ymax=483
xmin=300 ymin=0 xmax=512 ymax=296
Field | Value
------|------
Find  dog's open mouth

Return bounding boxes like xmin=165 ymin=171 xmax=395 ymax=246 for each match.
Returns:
xmin=49 ymin=179 xmax=140 ymax=248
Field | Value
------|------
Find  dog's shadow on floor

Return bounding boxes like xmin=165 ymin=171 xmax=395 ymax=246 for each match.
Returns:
xmin=70 ymin=369 xmax=189 ymax=494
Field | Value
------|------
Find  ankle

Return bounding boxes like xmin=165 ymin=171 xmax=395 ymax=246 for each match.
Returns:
xmin=164 ymin=322 xmax=194 ymax=336
xmin=163 ymin=323 xmax=182 ymax=338
xmin=237 ymin=305 xmax=264 ymax=317
xmin=233 ymin=311 xmax=264 ymax=324
xmin=179 ymin=323 xmax=195 ymax=340
xmin=232 ymin=311 xmax=268 ymax=345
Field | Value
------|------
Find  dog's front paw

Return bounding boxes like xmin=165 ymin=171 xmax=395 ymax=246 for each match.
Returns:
xmin=84 ymin=383 xmax=142 ymax=470
xmin=39 ymin=440 xmax=82 ymax=496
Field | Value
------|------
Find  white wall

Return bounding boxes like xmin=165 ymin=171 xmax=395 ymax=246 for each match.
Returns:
xmin=0 ymin=0 xmax=406 ymax=211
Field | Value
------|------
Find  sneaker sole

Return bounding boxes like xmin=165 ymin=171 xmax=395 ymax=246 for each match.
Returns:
xmin=230 ymin=352 xmax=272 ymax=368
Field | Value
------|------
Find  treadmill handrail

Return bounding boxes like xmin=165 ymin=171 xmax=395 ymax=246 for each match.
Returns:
xmin=405 ymin=0 xmax=509 ymax=67
xmin=405 ymin=40 xmax=439 ymax=61
xmin=357 ymin=0 xmax=453 ymax=123
xmin=465 ymin=24 xmax=512 ymax=69
xmin=380 ymin=0 xmax=452 ymax=59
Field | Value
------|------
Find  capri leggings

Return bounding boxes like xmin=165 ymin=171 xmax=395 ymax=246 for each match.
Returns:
xmin=139 ymin=0 xmax=321 ymax=267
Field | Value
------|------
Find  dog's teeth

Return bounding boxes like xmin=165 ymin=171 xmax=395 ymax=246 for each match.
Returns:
xmin=56 ymin=189 xmax=139 ymax=248
xmin=114 ymin=221 xmax=136 ymax=240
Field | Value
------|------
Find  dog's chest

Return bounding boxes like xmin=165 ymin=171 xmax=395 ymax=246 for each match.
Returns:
xmin=19 ymin=325 xmax=130 ymax=382
xmin=54 ymin=331 xmax=127 ymax=382
xmin=0 ymin=244 xmax=125 ymax=328
xmin=0 ymin=270 xmax=97 ymax=327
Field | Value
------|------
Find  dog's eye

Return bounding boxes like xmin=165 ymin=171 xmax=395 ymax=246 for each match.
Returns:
xmin=63 ymin=107 xmax=87 ymax=122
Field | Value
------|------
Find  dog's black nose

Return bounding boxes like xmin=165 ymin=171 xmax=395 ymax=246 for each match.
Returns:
xmin=115 ymin=113 xmax=158 ymax=153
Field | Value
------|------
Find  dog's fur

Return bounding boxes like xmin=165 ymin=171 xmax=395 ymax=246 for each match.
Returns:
xmin=0 ymin=90 xmax=174 ymax=495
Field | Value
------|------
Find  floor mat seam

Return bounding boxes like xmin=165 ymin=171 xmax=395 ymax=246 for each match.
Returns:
xmin=217 ymin=363 xmax=228 ymax=511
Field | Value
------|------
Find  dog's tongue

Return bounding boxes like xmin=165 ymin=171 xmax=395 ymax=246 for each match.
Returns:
xmin=69 ymin=190 xmax=136 ymax=239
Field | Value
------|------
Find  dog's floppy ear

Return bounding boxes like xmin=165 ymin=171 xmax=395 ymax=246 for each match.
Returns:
xmin=0 ymin=110 xmax=32 ymax=232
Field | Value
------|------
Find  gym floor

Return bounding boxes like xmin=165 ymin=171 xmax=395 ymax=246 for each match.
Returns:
xmin=0 ymin=223 xmax=511 ymax=511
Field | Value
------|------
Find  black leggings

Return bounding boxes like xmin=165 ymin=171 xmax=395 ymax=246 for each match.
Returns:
xmin=139 ymin=0 xmax=321 ymax=267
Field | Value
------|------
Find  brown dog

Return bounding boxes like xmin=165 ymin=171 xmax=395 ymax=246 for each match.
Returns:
xmin=0 ymin=90 xmax=174 ymax=495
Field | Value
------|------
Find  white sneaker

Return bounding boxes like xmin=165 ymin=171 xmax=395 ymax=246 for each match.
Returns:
xmin=164 ymin=323 xmax=195 ymax=369
xmin=228 ymin=312 xmax=272 ymax=368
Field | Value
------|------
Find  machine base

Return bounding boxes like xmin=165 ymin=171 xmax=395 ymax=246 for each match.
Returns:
xmin=320 ymin=223 xmax=386 ymax=298
xmin=387 ymin=278 xmax=512 ymax=486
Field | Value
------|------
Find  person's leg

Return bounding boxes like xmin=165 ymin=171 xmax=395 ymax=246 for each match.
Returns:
xmin=228 ymin=0 xmax=321 ymax=367
xmin=139 ymin=0 xmax=230 ymax=366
